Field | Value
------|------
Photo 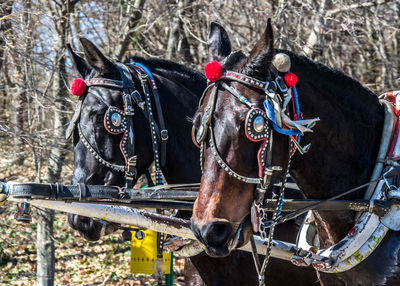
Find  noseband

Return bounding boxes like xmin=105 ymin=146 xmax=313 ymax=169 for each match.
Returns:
xmin=67 ymin=62 xmax=168 ymax=188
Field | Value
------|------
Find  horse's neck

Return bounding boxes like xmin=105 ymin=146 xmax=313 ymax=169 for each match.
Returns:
xmin=162 ymin=119 xmax=201 ymax=184
xmin=153 ymin=72 xmax=202 ymax=184
xmin=289 ymin=56 xmax=384 ymax=247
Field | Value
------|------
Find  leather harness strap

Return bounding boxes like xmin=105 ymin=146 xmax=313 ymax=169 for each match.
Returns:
xmin=116 ymin=63 xmax=137 ymax=188
xmin=9 ymin=182 xmax=198 ymax=201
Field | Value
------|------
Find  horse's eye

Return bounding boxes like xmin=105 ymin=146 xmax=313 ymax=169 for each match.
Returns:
xmin=238 ymin=117 xmax=246 ymax=135
xmin=96 ymin=116 xmax=104 ymax=124
xmin=89 ymin=113 xmax=104 ymax=124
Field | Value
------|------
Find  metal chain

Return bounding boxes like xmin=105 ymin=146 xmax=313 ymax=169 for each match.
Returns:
xmin=256 ymin=140 xmax=293 ymax=285
xmin=77 ymin=124 xmax=125 ymax=172
xmin=208 ymin=126 xmax=262 ymax=184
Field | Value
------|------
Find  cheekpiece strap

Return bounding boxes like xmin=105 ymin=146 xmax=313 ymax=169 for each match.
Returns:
xmin=116 ymin=63 xmax=137 ymax=187
xmin=133 ymin=63 xmax=168 ymax=168
xmin=196 ymin=83 xmax=218 ymax=145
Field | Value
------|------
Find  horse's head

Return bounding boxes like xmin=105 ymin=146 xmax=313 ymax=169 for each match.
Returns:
xmin=191 ymin=21 xmax=290 ymax=257
xmin=67 ymin=38 xmax=153 ymax=187
xmin=66 ymin=39 xmax=155 ymax=240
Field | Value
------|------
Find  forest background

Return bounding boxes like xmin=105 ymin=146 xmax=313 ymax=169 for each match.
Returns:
xmin=0 ymin=0 xmax=399 ymax=284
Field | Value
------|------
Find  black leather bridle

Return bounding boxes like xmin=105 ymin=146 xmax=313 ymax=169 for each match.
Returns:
xmin=66 ymin=62 xmax=168 ymax=188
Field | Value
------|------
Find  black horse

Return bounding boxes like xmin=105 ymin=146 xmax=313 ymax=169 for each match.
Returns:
xmin=66 ymin=37 xmax=318 ymax=285
xmin=192 ymin=19 xmax=400 ymax=285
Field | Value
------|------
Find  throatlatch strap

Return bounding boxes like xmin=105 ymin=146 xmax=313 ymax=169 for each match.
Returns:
xmin=116 ymin=63 xmax=138 ymax=188
xmin=132 ymin=62 xmax=168 ymax=168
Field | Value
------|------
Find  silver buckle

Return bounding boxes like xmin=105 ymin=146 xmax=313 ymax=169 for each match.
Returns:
xmin=264 ymin=81 xmax=277 ymax=93
xmin=161 ymin=129 xmax=168 ymax=141
xmin=125 ymin=106 xmax=135 ymax=116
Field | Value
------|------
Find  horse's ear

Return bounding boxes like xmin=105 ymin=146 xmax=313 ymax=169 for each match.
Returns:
xmin=242 ymin=19 xmax=274 ymax=79
xmin=207 ymin=22 xmax=232 ymax=62
xmin=79 ymin=38 xmax=116 ymax=75
xmin=67 ymin=44 xmax=91 ymax=78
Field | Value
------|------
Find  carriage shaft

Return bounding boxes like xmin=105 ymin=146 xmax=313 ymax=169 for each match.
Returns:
xmin=8 ymin=198 xmax=295 ymax=261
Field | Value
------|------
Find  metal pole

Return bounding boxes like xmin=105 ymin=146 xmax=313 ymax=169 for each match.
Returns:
xmin=8 ymin=198 xmax=295 ymax=261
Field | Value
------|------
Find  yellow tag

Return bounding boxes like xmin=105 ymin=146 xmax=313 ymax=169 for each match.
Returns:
xmin=130 ymin=229 xmax=171 ymax=274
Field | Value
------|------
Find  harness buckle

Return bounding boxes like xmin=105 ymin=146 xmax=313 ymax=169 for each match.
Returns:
xmin=264 ymin=81 xmax=277 ymax=93
xmin=125 ymin=106 xmax=135 ymax=116
xmin=161 ymin=129 xmax=169 ymax=141
xmin=262 ymin=166 xmax=282 ymax=185
xmin=126 ymin=156 xmax=138 ymax=181
xmin=275 ymin=76 xmax=288 ymax=92
xmin=131 ymin=90 xmax=145 ymax=110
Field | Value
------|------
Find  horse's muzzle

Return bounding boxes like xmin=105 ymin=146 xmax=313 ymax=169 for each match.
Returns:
xmin=191 ymin=216 xmax=252 ymax=257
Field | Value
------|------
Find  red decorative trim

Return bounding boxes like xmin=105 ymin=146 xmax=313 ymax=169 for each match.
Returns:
xmin=388 ymin=118 xmax=400 ymax=159
xmin=257 ymin=140 xmax=268 ymax=178
xmin=192 ymin=127 xmax=200 ymax=149
xmin=119 ymin=132 xmax=128 ymax=166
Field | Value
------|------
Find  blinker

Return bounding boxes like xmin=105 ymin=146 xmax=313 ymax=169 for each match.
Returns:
xmin=196 ymin=125 xmax=205 ymax=144
xmin=245 ymin=108 xmax=269 ymax=142
xmin=104 ymin=106 xmax=126 ymax=134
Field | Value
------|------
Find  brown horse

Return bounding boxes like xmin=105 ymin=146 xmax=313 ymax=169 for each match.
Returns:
xmin=192 ymin=19 xmax=400 ymax=285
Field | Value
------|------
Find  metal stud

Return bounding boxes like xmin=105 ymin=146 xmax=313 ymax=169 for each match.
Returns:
xmin=111 ymin=113 xmax=122 ymax=127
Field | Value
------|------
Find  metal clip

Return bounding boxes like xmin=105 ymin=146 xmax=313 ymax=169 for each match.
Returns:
xmin=161 ymin=129 xmax=168 ymax=141
xmin=125 ymin=106 xmax=135 ymax=116
xmin=15 ymin=202 xmax=32 ymax=223
xmin=131 ymin=90 xmax=146 ymax=111
xmin=264 ymin=81 xmax=277 ymax=93
xmin=128 ymin=156 xmax=137 ymax=167
xmin=275 ymin=76 xmax=288 ymax=92
xmin=263 ymin=166 xmax=282 ymax=185
xmin=258 ymin=274 xmax=265 ymax=286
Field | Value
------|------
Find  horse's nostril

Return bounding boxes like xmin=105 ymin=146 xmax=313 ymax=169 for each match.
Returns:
xmin=202 ymin=221 xmax=233 ymax=247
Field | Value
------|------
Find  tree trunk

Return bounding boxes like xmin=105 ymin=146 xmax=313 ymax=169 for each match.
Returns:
xmin=36 ymin=208 xmax=55 ymax=286
xmin=166 ymin=0 xmax=193 ymax=62
xmin=114 ymin=0 xmax=146 ymax=61
xmin=303 ymin=0 xmax=332 ymax=60
xmin=0 ymin=0 xmax=13 ymax=72
xmin=40 ymin=2 xmax=79 ymax=285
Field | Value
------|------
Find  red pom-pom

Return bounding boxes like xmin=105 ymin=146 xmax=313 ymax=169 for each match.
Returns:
xmin=204 ymin=61 xmax=223 ymax=82
xmin=70 ymin=78 xmax=87 ymax=96
xmin=284 ymin=72 xmax=298 ymax=87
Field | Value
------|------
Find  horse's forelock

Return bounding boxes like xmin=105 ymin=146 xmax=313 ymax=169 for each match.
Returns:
xmin=222 ymin=51 xmax=247 ymax=70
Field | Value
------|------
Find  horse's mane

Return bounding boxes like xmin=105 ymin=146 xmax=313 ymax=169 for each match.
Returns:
xmin=281 ymin=49 xmax=382 ymax=125
xmin=282 ymin=50 xmax=375 ymax=96
xmin=128 ymin=56 xmax=206 ymax=98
